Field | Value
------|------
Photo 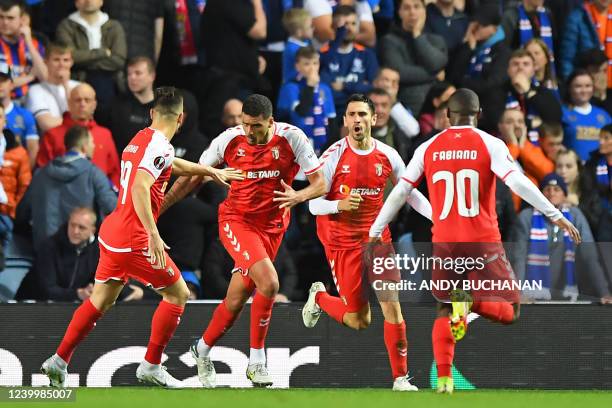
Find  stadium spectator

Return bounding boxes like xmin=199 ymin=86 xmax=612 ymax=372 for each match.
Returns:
xmin=320 ymin=5 xmax=379 ymax=114
xmin=502 ymin=0 xmax=557 ymax=57
xmin=580 ymin=123 xmax=612 ymax=229
xmin=0 ymin=106 xmax=30 ymax=246
xmin=504 ymin=49 xmax=562 ymax=144
xmin=0 ymin=0 xmax=48 ymax=99
xmin=305 ymin=0 xmax=377 ymax=48
xmin=17 ymin=125 xmax=116 ymax=252
xmin=34 ymin=207 xmax=99 ymax=302
xmin=447 ymin=3 xmax=511 ymax=132
xmin=221 ymin=99 xmax=243 ymax=129
xmin=201 ymin=0 xmax=267 ymax=96
xmin=417 ymin=81 xmax=455 ymax=137
xmin=555 ymin=149 xmax=583 ymax=206
xmin=26 ymin=42 xmax=80 ymax=134
xmin=576 ymin=49 xmax=612 ymax=114
xmin=562 ymin=69 xmax=611 ymax=161
xmin=368 ymin=88 xmax=412 ymax=161
xmin=103 ymin=0 xmax=164 ymax=63
xmin=282 ymin=8 xmax=313 ymax=83
xmin=55 ymin=0 xmax=127 ymax=107
xmin=171 ymin=89 xmax=209 ymax=163
xmin=380 ymin=0 xmax=448 ymax=115
xmin=511 ymin=172 xmax=612 ymax=302
xmin=0 ymin=71 xmax=38 ymax=167
xmin=424 ymin=0 xmax=469 ymax=57
xmin=278 ymin=46 xmax=336 ymax=154
xmin=156 ymin=0 xmax=204 ymax=89
xmin=37 ymin=83 xmax=120 ymax=187
xmin=371 ymin=66 xmax=420 ymax=139
xmin=560 ymin=0 xmax=612 ymax=83
xmin=526 ymin=38 xmax=559 ymax=96
xmin=96 ymin=56 xmax=155 ymax=155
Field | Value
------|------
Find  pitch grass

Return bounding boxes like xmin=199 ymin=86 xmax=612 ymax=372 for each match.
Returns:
xmin=13 ymin=388 xmax=612 ymax=408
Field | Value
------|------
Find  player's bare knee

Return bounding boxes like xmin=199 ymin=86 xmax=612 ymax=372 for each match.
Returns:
xmin=225 ymin=295 xmax=247 ymax=313
xmin=258 ymin=279 xmax=279 ymax=298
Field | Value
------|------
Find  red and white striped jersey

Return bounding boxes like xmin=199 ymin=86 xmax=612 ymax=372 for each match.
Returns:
xmin=402 ymin=126 xmax=519 ymax=243
xmin=99 ymin=127 xmax=174 ymax=252
xmin=316 ymin=137 xmax=405 ymax=249
xmin=199 ymin=122 xmax=321 ymax=232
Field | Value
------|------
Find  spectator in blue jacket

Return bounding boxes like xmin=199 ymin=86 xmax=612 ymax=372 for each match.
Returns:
xmin=559 ymin=0 xmax=609 ymax=80
xmin=16 ymin=125 xmax=116 ymax=252
xmin=278 ymin=46 xmax=336 ymax=154
xmin=425 ymin=0 xmax=469 ymax=57
xmin=320 ymin=5 xmax=379 ymax=115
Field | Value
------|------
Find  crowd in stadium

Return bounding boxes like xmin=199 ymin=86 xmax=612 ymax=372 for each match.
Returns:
xmin=0 ymin=0 xmax=610 ymax=304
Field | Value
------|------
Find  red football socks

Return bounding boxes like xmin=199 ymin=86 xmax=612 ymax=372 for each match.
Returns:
xmin=203 ymin=300 xmax=239 ymax=346
xmin=56 ymin=299 xmax=103 ymax=363
xmin=315 ymin=291 xmax=347 ymax=324
xmin=472 ymin=301 xmax=515 ymax=324
xmin=250 ymin=291 xmax=275 ymax=349
xmin=384 ymin=320 xmax=408 ymax=379
xmin=432 ymin=316 xmax=455 ymax=378
xmin=144 ymin=300 xmax=184 ymax=365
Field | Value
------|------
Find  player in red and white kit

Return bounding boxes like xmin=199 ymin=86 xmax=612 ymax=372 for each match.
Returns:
xmin=161 ymin=94 xmax=326 ymax=387
xmin=40 ymin=87 xmax=244 ymax=388
xmin=302 ymin=94 xmax=432 ymax=391
xmin=369 ymin=89 xmax=581 ymax=394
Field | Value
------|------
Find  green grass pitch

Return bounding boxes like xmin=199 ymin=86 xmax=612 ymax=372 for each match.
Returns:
xmin=13 ymin=388 xmax=612 ymax=408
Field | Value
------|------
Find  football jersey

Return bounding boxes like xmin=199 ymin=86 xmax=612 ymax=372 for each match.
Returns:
xmin=317 ymin=137 xmax=405 ymax=249
xmin=99 ymin=127 xmax=174 ymax=251
xmin=199 ymin=122 xmax=321 ymax=232
xmin=402 ymin=126 xmax=520 ymax=243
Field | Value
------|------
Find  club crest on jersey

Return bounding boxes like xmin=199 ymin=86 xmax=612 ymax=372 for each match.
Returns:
xmin=341 ymin=164 xmax=350 ymax=173
xmin=153 ymin=156 xmax=165 ymax=170
xmin=271 ymin=146 xmax=280 ymax=160
xmin=375 ymin=163 xmax=383 ymax=177
xmin=237 ymin=148 xmax=246 ymax=157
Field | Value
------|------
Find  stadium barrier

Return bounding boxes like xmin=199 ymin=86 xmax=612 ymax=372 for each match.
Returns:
xmin=0 ymin=303 xmax=611 ymax=389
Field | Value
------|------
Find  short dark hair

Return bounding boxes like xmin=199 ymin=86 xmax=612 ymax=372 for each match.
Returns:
xmin=538 ymin=122 xmax=563 ymax=139
xmin=601 ymin=123 xmax=612 ymax=135
xmin=333 ymin=4 xmax=356 ymax=18
xmin=368 ymin=87 xmax=391 ymax=99
xmin=64 ymin=125 xmax=90 ymax=151
xmin=0 ymin=0 xmax=26 ymax=13
xmin=295 ymin=45 xmax=319 ymax=62
xmin=567 ymin=68 xmax=592 ymax=86
xmin=448 ymin=88 xmax=480 ymax=115
xmin=153 ymin=87 xmax=183 ymax=116
xmin=576 ymin=48 xmax=608 ymax=70
xmin=510 ymin=48 xmax=534 ymax=62
xmin=127 ymin=56 xmax=155 ymax=74
xmin=46 ymin=42 xmax=73 ymax=57
xmin=345 ymin=93 xmax=375 ymax=115
xmin=242 ymin=94 xmax=273 ymax=119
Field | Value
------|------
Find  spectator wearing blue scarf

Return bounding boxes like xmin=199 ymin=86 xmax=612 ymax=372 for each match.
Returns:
xmin=512 ymin=172 xmax=612 ymax=302
xmin=502 ymin=0 xmax=557 ymax=55
xmin=448 ymin=4 xmax=510 ymax=133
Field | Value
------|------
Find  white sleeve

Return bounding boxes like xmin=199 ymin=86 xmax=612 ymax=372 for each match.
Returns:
xmin=482 ymin=131 xmax=522 ymax=181
xmin=309 ymin=196 xmax=341 ymax=215
xmin=25 ymin=85 xmax=50 ymax=117
xmin=198 ymin=130 xmax=232 ymax=167
xmin=138 ymin=136 xmax=173 ymax=180
xmin=369 ymin=180 xmax=413 ymax=237
xmin=388 ymin=146 xmax=406 ymax=182
xmin=355 ymin=1 xmax=374 ymax=22
xmin=504 ymin=172 xmax=563 ymax=221
xmin=287 ymin=128 xmax=322 ymax=175
xmin=304 ymin=0 xmax=332 ymax=18
xmin=399 ymin=143 xmax=426 ymax=187
xmin=390 ymin=102 xmax=420 ymax=138
xmin=406 ymin=189 xmax=432 ymax=221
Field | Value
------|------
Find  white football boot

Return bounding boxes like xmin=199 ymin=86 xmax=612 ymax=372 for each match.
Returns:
xmin=136 ymin=361 xmax=183 ymax=388
xmin=302 ymin=281 xmax=326 ymax=328
xmin=246 ymin=363 xmax=273 ymax=387
xmin=190 ymin=340 xmax=216 ymax=388
xmin=40 ymin=355 xmax=67 ymax=388
xmin=392 ymin=375 xmax=419 ymax=391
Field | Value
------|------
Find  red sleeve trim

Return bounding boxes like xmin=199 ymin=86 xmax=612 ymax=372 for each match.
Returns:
xmin=304 ymin=162 xmax=324 ymax=175
xmin=501 ymin=169 xmax=515 ymax=181
xmin=401 ymin=176 xmax=418 ymax=187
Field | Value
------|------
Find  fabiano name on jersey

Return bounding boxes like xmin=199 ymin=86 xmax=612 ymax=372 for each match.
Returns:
xmin=432 ymin=149 xmax=478 ymax=161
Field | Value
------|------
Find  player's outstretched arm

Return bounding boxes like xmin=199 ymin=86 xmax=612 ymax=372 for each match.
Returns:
xmin=369 ymin=180 xmax=414 ymax=239
xmin=309 ymin=193 xmax=363 ymax=215
xmin=273 ymin=170 xmax=327 ymax=209
xmin=405 ymin=189 xmax=432 ymax=221
xmin=132 ymin=169 xmax=169 ymax=269
xmin=504 ymin=171 xmax=582 ymax=244
xmin=171 ymin=157 xmax=244 ymax=185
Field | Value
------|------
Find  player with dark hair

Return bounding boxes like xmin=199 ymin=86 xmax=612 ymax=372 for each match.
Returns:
xmin=302 ymin=94 xmax=431 ymax=391
xmin=162 ymin=93 xmax=327 ymax=387
xmin=369 ymin=88 xmax=581 ymax=394
xmin=40 ymin=87 xmax=244 ymax=389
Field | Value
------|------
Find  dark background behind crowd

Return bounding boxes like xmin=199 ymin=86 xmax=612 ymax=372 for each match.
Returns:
xmin=0 ymin=0 xmax=611 ymax=304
